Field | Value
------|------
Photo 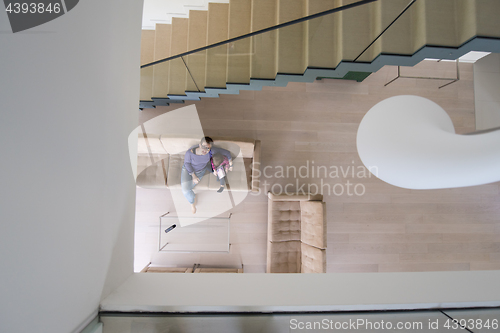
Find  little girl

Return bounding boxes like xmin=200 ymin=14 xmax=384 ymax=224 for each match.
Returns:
xmin=211 ymin=152 xmax=232 ymax=193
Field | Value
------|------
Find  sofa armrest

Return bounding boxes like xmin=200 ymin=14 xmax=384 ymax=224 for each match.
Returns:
xmin=301 ymin=243 xmax=326 ymax=273
xmin=266 ymin=241 xmax=272 ymax=273
xmin=300 ymin=201 xmax=327 ymax=249
xmin=251 ymin=140 xmax=261 ymax=192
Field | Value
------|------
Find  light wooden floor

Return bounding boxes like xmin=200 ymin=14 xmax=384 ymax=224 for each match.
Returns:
xmin=136 ymin=60 xmax=500 ymax=273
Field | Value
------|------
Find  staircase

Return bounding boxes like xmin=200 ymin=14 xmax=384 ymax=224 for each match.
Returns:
xmin=140 ymin=0 xmax=500 ymax=109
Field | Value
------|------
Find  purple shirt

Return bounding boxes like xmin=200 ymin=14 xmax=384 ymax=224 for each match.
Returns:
xmin=183 ymin=145 xmax=232 ymax=174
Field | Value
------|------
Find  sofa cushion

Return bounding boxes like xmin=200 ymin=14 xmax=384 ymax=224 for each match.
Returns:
xmin=136 ymin=155 xmax=169 ymax=189
xmin=206 ymin=163 xmax=249 ymax=192
xmin=225 ymin=161 xmax=250 ymax=191
xmin=166 ymin=154 xmax=183 ymax=189
xmin=138 ymin=133 xmax=168 ymax=154
xmin=274 ymin=200 xmax=301 ymax=211
xmin=267 ymin=241 xmax=301 ymax=273
xmin=160 ymin=137 xmax=200 ymax=155
xmin=300 ymin=201 xmax=327 ymax=249
xmin=212 ymin=138 xmax=253 ymax=159
xmin=136 ymin=154 xmax=169 ymax=177
xmin=212 ymin=141 xmax=241 ymax=159
xmin=301 ymin=243 xmax=326 ymax=273
xmin=269 ymin=201 xmax=301 ymax=242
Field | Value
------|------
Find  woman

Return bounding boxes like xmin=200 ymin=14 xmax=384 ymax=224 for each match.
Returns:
xmin=181 ymin=136 xmax=232 ymax=214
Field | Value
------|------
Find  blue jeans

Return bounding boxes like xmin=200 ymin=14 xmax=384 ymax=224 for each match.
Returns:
xmin=181 ymin=166 xmax=208 ymax=204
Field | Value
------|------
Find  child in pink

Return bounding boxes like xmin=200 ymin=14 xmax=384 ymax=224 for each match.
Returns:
xmin=211 ymin=152 xmax=232 ymax=193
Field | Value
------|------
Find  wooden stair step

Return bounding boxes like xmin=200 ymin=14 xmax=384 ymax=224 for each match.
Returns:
xmin=152 ymin=24 xmax=171 ymax=98
xmin=140 ymin=30 xmax=155 ymax=66
xmin=422 ymin=0 xmax=459 ymax=47
xmin=377 ymin=0 xmax=417 ymax=56
xmin=140 ymin=30 xmax=155 ymax=101
xmin=139 ymin=0 xmax=500 ymax=105
xmin=250 ymin=0 xmax=278 ymax=79
xmin=186 ymin=10 xmax=208 ymax=92
xmin=475 ymin=0 xmax=500 ymax=38
xmin=276 ymin=0 xmax=307 ymax=74
xmin=456 ymin=0 xmax=477 ymax=44
xmin=227 ymin=0 xmax=252 ymax=84
xmin=409 ymin=0 xmax=426 ymax=54
xmin=340 ymin=0 xmax=378 ymax=62
xmin=168 ymin=17 xmax=189 ymax=95
xmin=307 ymin=0 xmax=342 ymax=69
xmin=206 ymin=2 xmax=229 ymax=89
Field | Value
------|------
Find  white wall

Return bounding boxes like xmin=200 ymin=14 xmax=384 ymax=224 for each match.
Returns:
xmin=102 ymin=271 xmax=500 ymax=312
xmin=474 ymin=53 xmax=500 ymax=130
xmin=142 ymin=0 xmax=229 ymax=29
xmin=0 ymin=1 xmax=142 ymax=332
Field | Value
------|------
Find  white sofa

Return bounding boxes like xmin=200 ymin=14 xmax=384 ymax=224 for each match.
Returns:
xmin=136 ymin=134 xmax=261 ymax=192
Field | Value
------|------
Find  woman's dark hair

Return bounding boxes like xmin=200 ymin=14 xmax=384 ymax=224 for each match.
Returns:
xmin=201 ymin=136 xmax=213 ymax=145
xmin=212 ymin=152 xmax=223 ymax=167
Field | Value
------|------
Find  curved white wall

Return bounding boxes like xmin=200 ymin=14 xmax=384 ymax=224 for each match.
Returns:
xmin=0 ymin=1 xmax=142 ymax=332
xmin=357 ymin=95 xmax=500 ymax=189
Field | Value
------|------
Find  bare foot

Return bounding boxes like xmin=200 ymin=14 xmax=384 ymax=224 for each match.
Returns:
xmin=191 ymin=203 xmax=196 ymax=214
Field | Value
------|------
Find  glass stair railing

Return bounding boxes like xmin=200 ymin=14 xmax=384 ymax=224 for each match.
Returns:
xmin=139 ymin=0 xmax=500 ymax=109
